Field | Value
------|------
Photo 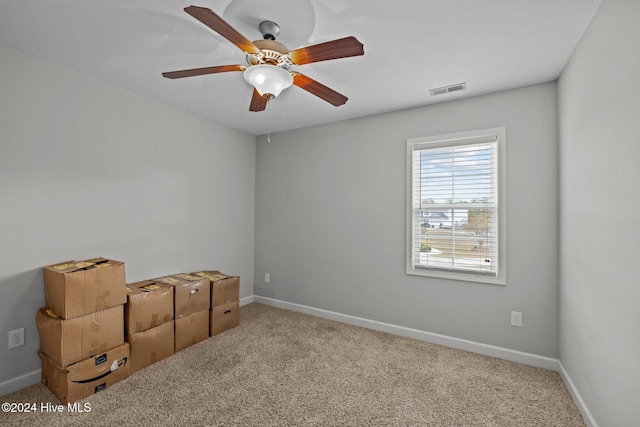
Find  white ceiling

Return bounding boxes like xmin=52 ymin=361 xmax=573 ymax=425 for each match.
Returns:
xmin=0 ymin=0 xmax=601 ymax=136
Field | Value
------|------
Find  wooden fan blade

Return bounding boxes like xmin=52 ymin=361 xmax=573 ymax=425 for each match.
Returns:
xmin=249 ymin=89 xmax=268 ymax=112
xmin=288 ymin=36 xmax=364 ymax=65
xmin=184 ymin=6 xmax=260 ymax=55
xmin=162 ymin=65 xmax=245 ymax=79
xmin=293 ymin=73 xmax=348 ymax=106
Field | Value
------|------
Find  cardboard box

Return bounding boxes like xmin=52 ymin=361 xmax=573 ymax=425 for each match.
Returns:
xmin=36 ymin=305 xmax=124 ymax=367
xmin=127 ymin=321 xmax=174 ymax=374
xmin=153 ymin=274 xmax=210 ymax=318
xmin=39 ymin=342 xmax=130 ymax=404
xmin=210 ymin=301 xmax=240 ymax=337
xmin=125 ymin=280 xmax=174 ymax=335
xmin=44 ymin=258 xmax=126 ymax=319
xmin=174 ymin=310 xmax=209 ymax=352
xmin=192 ymin=271 xmax=239 ymax=307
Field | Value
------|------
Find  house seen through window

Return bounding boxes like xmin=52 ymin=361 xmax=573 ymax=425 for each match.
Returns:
xmin=406 ymin=128 xmax=506 ymax=284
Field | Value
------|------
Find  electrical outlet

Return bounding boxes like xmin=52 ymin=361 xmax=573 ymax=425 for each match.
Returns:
xmin=264 ymin=273 xmax=270 ymax=283
xmin=510 ymin=311 xmax=523 ymax=327
xmin=8 ymin=328 xmax=25 ymax=349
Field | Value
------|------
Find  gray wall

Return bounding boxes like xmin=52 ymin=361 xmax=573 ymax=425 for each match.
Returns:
xmin=255 ymin=82 xmax=560 ymax=358
xmin=558 ymin=0 xmax=640 ymax=425
xmin=0 ymin=44 xmax=256 ymax=390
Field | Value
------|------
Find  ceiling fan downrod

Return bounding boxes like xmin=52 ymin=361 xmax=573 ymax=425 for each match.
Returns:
xmin=258 ymin=21 xmax=280 ymax=41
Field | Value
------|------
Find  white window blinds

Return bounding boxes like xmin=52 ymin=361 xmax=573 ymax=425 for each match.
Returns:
xmin=407 ymin=129 xmax=503 ymax=280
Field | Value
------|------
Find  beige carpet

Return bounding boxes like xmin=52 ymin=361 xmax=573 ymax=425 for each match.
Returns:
xmin=1 ymin=303 xmax=584 ymax=426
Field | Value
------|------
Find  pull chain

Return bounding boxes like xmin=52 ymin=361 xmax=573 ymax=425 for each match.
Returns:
xmin=266 ymin=97 xmax=271 ymax=143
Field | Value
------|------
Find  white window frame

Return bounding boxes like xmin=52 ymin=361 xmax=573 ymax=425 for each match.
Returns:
xmin=406 ymin=127 xmax=506 ymax=285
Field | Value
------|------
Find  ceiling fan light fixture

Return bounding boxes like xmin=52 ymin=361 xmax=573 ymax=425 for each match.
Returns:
xmin=244 ymin=64 xmax=293 ymax=99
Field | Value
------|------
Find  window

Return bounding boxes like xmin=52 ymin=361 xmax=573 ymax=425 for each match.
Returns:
xmin=406 ymin=127 xmax=506 ymax=285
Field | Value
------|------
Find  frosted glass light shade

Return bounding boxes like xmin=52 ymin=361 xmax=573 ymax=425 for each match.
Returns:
xmin=244 ymin=64 xmax=293 ymax=98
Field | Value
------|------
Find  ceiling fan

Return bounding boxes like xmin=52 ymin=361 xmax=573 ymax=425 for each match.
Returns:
xmin=162 ymin=5 xmax=364 ymax=112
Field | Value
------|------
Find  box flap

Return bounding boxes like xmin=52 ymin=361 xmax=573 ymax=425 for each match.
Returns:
xmin=45 ymin=257 xmax=113 ymax=274
xmin=173 ymin=273 xmax=202 ymax=281
xmin=126 ymin=280 xmax=160 ymax=294
xmin=153 ymin=276 xmax=182 ymax=286
xmin=193 ymin=271 xmax=228 ymax=281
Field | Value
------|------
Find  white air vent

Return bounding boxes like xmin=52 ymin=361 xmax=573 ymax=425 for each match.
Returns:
xmin=429 ymin=82 xmax=466 ymax=97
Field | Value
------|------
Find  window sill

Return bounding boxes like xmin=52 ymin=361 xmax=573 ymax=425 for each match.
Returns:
xmin=406 ymin=265 xmax=506 ymax=286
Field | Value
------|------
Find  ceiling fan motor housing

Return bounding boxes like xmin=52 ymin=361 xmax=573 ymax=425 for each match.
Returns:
xmin=247 ymin=39 xmax=293 ymax=69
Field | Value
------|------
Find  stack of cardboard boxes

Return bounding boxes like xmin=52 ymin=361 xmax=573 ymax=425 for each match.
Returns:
xmin=36 ymin=259 xmax=241 ymax=404
xmin=152 ymin=274 xmax=210 ymax=352
xmin=36 ymin=258 xmax=129 ymax=404
xmin=192 ymin=271 xmax=240 ymax=337
xmin=125 ymin=280 xmax=175 ymax=374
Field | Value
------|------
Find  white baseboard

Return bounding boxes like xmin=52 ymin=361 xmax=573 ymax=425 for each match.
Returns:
xmin=559 ymin=362 xmax=598 ymax=427
xmin=239 ymin=295 xmax=254 ymax=306
xmin=0 ymin=369 xmax=41 ymax=397
xmin=254 ymin=295 xmax=560 ymax=371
